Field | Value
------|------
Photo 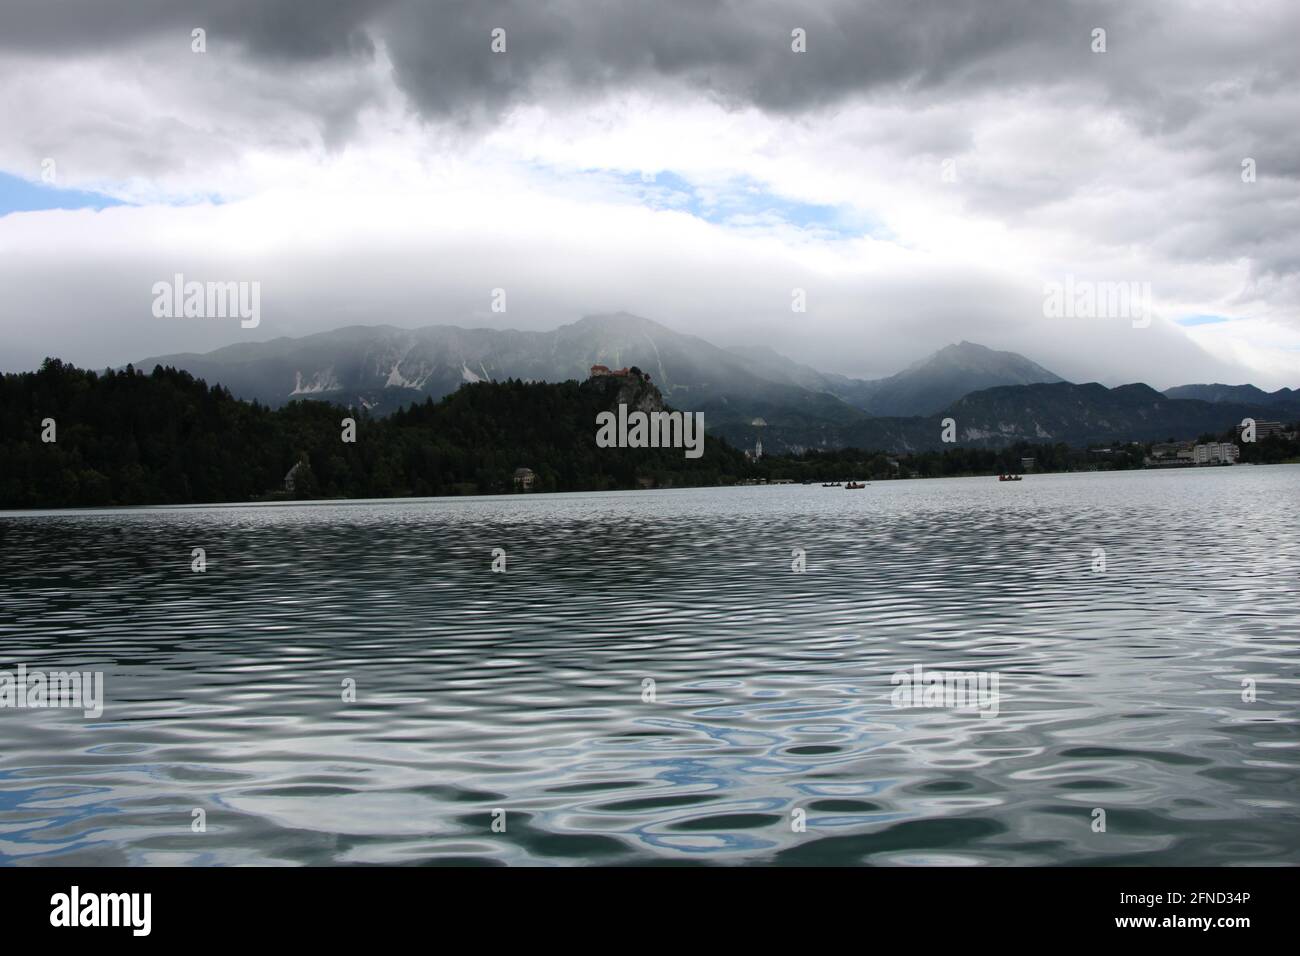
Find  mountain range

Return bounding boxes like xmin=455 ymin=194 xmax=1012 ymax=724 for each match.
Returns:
xmin=1161 ymin=383 xmax=1300 ymax=409
xmin=730 ymin=340 xmax=1064 ymax=416
xmin=136 ymin=313 xmax=1297 ymax=453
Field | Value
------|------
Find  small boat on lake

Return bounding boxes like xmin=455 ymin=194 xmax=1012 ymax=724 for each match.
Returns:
xmin=822 ymin=482 xmax=841 ymax=487
xmin=998 ymin=474 xmax=1022 ymax=482
xmin=845 ymin=481 xmax=866 ymax=489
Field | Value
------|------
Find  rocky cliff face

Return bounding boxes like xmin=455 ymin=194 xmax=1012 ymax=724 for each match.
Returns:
xmin=582 ymin=370 xmax=665 ymax=415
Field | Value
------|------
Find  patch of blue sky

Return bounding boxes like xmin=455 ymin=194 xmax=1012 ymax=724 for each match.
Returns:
xmin=566 ymin=166 xmax=885 ymax=239
xmin=1175 ymin=314 xmax=1232 ymax=327
xmin=0 ymin=170 xmax=130 ymax=217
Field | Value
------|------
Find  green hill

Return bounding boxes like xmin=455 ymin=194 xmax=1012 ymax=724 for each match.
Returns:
xmin=0 ymin=359 xmax=748 ymax=508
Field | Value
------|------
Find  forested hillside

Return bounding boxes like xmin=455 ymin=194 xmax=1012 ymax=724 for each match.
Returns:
xmin=0 ymin=360 xmax=748 ymax=508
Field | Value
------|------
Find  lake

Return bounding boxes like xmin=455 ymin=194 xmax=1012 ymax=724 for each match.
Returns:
xmin=1 ymin=466 xmax=1297 ymax=865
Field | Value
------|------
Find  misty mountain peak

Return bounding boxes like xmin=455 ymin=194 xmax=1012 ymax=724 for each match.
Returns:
xmin=566 ymin=312 xmax=671 ymax=337
xmin=919 ymin=340 xmax=1059 ymax=377
xmin=847 ymin=340 xmax=1063 ymax=416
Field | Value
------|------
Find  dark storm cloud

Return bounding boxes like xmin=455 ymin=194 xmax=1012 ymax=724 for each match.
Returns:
xmin=0 ymin=1 xmax=1178 ymax=119
xmin=377 ymin=0 xmax=1108 ymax=120
xmin=5 ymin=1 xmax=1295 ymax=137
xmin=0 ymin=0 xmax=390 ymax=61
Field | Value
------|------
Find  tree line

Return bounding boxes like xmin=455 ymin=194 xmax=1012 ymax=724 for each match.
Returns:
xmin=0 ymin=359 xmax=749 ymax=508
xmin=2 ymin=359 xmax=1293 ymax=510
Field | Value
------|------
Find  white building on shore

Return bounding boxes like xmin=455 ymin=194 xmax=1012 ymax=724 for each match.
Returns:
xmin=1193 ymin=442 xmax=1239 ymax=465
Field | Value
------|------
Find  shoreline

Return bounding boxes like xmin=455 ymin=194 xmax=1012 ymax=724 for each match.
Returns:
xmin=2 ymin=462 xmax=1292 ymax=517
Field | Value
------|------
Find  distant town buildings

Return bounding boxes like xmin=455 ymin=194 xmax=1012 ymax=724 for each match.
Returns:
xmin=1193 ymin=442 xmax=1239 ymax=465
xmin=512 ymin=467 xmax=536 ymax=490
xmin=1145 ymin=440 xmax=1238 ymax=467
xmin=1238 ymin=420 xmax=1286 ymax=441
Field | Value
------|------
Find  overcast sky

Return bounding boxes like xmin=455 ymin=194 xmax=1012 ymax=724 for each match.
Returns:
xmin=1 ymin=0 xmax=1298 ymax=388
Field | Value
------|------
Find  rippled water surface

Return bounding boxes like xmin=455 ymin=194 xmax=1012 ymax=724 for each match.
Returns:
xmin=1 ymin=467 xmax=1298 ymax=866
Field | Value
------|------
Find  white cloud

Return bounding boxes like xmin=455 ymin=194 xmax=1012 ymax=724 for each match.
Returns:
xmin=0 ymin=6 xmax=1297 ymax=390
